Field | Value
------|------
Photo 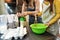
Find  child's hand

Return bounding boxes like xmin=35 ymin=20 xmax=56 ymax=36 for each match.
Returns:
xmin=16 ymin=12 xmax=20 ymax=17
xmin=33 ymin=11 xmax=38 ymax=16
xmin=23 ymin=12 xmax=28 ymax=16
xmin=16 ymin=12 xmax=28 ymax=17
xmin=45 ymin=23 xmax=50 ymax=27
xmin=16 ymin=12 xmax=23 ymax=17
xmin=37 ymin=12 xmax=42 ymax=16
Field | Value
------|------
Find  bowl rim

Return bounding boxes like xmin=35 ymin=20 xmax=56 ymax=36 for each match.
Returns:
xmin=30 ymin=23 xmax=48 ymax=29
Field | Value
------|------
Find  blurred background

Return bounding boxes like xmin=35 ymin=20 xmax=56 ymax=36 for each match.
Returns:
xmin=5 ymin=0 xmax=16 ymax=14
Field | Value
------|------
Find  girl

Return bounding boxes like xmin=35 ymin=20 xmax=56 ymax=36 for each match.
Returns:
xmin=25 ymin=0 xmax=43 ymax=25
xmin=47 ymin=0 xmax=60 ymax=26
xmin=17 ymin=0 xmax=41 ymax=25
xmin=16 ymin=0 xmax=26 ymax=26
xmin=46 ymin=0 xmax=60 ymax=36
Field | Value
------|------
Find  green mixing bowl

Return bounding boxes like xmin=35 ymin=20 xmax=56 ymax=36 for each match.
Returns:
xmin=30 ymin=23 xmax=48 ymax=34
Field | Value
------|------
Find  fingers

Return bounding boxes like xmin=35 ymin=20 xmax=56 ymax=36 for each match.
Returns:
xmin=16 ymin=12 xmax=23 ymax=17
xmin=46 ymin=23 xmax=49 ymax=27
xmin=16 ymin=12 xmax=28 ymax=17
xmin=16 ymin=12 xmax=21 ymax=17
xmin=45 ymin=23 xmax=51 ymax=28
xmin=23 ymin=13 xmax=28 ymax=16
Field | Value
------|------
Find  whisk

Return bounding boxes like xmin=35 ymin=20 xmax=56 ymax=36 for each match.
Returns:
xmin=34 ymin=14 xmax=37 ymax=23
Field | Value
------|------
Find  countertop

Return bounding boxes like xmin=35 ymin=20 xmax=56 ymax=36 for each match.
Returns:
xmin=0 ymin=22 xmax=56 ymax=40
xmin=22 ymin=22 xmax=56 ymax=40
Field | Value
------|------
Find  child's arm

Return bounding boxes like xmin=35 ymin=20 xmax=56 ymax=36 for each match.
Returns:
xmin=48 ymin=0 xmax=60 ymax=26
xmin=23 ymin=11 xmax=42 ymax=16
xmin=23 ymin=0 xmax=42 ymax=16
xmin=48 ymin=14 xmax=60 ymax=26
xmin=23 ymin=11 xmax=38 ymax=16
xmin=34 ymin=0 xmax=42 ymax=16
xmin=34 ymin=0 xmax=40 ymax=11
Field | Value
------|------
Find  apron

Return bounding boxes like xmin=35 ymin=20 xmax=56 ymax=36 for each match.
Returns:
xmin=42 ymin=3 xmax=55 ymax=23
xmin=58 ymin=19 xmax=60 ymax=34
xmin=42 ymin=2 xmax=58 ymax=36
xmin=47 ymin=21 xmax=59 ymax=36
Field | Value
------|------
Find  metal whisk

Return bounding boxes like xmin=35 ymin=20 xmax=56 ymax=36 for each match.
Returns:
xmin=34 ymin=14 xmax=37 ymax=23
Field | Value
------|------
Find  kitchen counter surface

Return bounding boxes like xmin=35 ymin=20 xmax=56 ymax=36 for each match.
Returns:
xmin=22 ymin=22 xmax=56 ymax=40
xmin=0 ymin=22 xmax=56 ymax=40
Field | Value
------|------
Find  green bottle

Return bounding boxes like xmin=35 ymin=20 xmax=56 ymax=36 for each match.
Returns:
xmin=19 ymin=17 xmax=25 ymax=27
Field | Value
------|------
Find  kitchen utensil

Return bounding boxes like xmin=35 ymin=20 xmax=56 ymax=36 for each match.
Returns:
xmin=30 ymin=23 xmax=48 ymax=34
xmin=34 ymin=14 xmax=37 ymax=23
